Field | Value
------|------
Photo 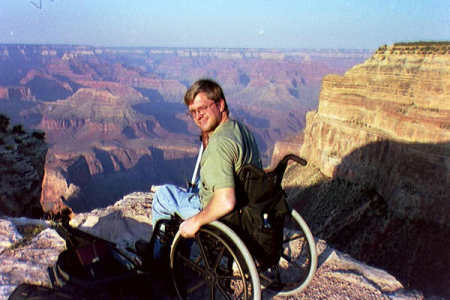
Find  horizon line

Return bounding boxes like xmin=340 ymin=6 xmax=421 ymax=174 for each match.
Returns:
xmin=0 ymin=42 xmax=378 ymax=51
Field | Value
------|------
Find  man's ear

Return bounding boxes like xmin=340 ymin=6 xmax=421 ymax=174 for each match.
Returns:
xmin=219 ymin=99 xmax=225 ymax=112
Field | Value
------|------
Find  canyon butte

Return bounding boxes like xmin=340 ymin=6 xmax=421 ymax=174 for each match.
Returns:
xmin=0 ymin=42 xmax=449 ymax=298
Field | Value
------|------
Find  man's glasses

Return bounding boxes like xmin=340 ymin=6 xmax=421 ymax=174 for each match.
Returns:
xmin=188 ymin=102 xmax=217 ymax=118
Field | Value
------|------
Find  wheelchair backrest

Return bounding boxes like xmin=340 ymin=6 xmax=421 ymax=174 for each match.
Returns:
xmin=221 ymin=154 xmax=306 ymax=268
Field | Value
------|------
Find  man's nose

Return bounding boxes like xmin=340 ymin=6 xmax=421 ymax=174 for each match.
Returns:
xmin=196 ymin=111 xmax=206 ymax=120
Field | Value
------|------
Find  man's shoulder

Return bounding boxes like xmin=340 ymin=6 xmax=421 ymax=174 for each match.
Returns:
xmin=215 ymin=119 xmax=251 ymax=136
xmin=211 ymin=119 xmax=236 ymax=139
xmin=206 ymin=121 xmax=240 ymax=154
xmin=209 ymin=119 xmax=257 ymax=151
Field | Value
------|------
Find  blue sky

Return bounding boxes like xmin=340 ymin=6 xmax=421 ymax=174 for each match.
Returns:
xmin=0 ymin=0 xmax=448 ymax=49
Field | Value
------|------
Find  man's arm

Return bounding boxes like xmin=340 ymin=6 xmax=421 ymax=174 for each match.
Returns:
xmin=179 ymin=187 xmax=235 ymax=238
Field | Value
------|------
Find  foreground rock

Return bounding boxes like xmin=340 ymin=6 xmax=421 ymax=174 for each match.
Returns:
xmin=0 ymin=218 xmax=66 ymax=299
xmin=0 ymin=192 xmax=425 ymax=300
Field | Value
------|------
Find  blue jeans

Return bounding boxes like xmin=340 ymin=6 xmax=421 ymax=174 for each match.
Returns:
xmin=152 ymin=184 xmax=202 ymax=225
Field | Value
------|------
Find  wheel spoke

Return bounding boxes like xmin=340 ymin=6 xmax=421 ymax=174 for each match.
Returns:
xmin=176 ymin=250 xmax=205 ymax=274
xmin=217 ymin=274 xmax=240 ymax=281
xmin=172 ymin=224 xmax=261 ymax=300
xmin=197 ymin=234 xmax=212 ymax=269
xmin=187 ymin=278 xmax=208 ymax=294
xmin=209 ymin=282 xmax=215 ymax=300
xmin=213 ymin=245 xmax=226 ymax=270
xmin=215 ymin=281 xmax=234 ymax=300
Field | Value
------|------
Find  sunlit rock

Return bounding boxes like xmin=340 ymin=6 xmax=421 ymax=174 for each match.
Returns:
xmin=286 ymin=42 xmax=450 ymax=297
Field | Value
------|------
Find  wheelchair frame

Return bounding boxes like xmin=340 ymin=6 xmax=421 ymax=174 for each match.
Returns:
xmin=168 ymin=155 xmax=317 ymax=300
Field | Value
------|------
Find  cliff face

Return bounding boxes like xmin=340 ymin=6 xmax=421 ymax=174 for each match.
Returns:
xmin=0 ymin=116 xmax=47 ymax=217
xmin=285 ymin=42 xmax=449 ymax=297
xmin=41 ymin=145 xmax=198 ymax=213
xmin=301 ymin=43 xmax=449 ymax=223
xmin=0 ymin=86 xmax=34 ymax=101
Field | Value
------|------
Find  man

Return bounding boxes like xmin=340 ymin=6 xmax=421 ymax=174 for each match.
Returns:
xmin=151 ymin=78 xmax=261 ymax=246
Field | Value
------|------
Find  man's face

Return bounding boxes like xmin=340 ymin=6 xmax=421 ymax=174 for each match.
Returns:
xmin=188 ymin=92 xmax=223 ymax=134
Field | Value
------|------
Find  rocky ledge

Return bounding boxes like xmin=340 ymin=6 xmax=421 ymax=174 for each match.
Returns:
xmin=0 ymin=192 xmax=426 ymax=300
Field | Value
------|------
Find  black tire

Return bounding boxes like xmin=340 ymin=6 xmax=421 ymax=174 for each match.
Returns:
xmin=170 ymin=221 xmax=261 ymax=300
xmin=259 ymin=209 xmax=317 ymax=296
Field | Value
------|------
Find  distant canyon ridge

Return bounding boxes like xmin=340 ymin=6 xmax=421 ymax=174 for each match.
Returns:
xmin=0 ymin=44 xmax=370 ymax=213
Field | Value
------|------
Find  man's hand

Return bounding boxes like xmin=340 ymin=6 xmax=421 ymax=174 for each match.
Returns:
xmin=178 ymin=187 xmax=236 ymax=239
xmin=179 ymin=217 xmax=201 ymax=238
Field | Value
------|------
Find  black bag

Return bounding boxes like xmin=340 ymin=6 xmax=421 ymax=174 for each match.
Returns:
xmin=48 ymin=224 xmax=147 ymax=298
xmin=221 ymin=163 xmax=289 ymax=269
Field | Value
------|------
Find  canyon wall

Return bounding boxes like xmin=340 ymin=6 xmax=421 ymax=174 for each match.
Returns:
xmin=283 ymin=42 xmax=449 ymax=297
xmin=41 ymin=145 xmax=199 ymax=213
xmin=0 ymin=115 xmax=47 ymax=217
xmin=0 ymin=86 xmax=34 ymax=101
xmin=0 ymin=44 xmax=371 ymax=212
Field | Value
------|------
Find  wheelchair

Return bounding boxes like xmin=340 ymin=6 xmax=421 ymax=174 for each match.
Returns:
xmin=168 ymin=154 xmax=317 ymax=299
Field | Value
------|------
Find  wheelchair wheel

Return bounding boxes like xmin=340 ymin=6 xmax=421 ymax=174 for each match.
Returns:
xmin=260 ymin=209 xmax=317 ymax=296
xmin=170 ymin=221 xmax=261 ymax=300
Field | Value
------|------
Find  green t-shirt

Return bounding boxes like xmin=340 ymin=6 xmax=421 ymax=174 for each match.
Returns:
xmin=199 ymin=119 xmax=261 ymax=207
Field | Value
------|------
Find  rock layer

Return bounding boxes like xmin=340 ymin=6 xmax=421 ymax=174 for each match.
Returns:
xmin=286 ymin=42 xmax=450 ymax=297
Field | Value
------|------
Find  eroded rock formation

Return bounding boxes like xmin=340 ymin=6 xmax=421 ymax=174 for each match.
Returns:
xmin=283 ymin=42 xmax=450 ymax=297
xmin=0 ymin=86 xmax=34 ymax=101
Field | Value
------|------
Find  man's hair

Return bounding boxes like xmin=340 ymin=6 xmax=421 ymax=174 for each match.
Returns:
xmin=184 ymin=79 xmax=229 ymax=114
